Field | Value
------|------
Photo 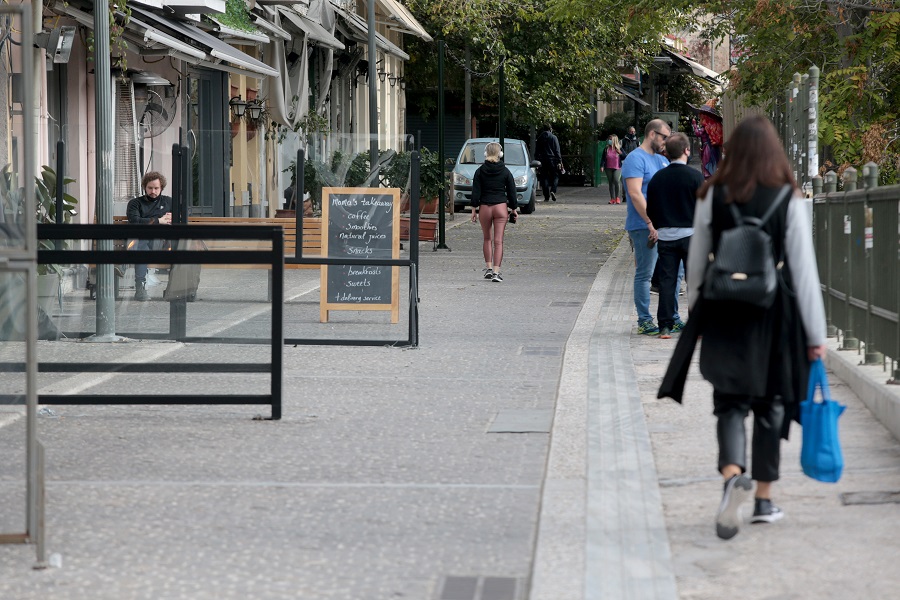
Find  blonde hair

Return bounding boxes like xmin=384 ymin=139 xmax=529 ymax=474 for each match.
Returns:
xmin=607 ymin=135 xmax=621 ymax=153
xmin=484 ymin=142 xmax=503 ymax=163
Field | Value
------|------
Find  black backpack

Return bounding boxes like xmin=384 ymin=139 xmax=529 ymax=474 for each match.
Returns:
xmin=702 ymin=185 xmax=791 ymax=308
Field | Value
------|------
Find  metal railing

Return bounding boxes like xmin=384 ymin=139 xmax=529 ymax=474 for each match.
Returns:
xmin=812 ymin=165 xmax=900 ymax=381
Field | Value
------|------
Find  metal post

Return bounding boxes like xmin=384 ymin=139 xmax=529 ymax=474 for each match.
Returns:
xmin=271 ymin=230 xmax=284 ymax=420
xmin=409 ymin=152 xmax=421 ymax=286
xmin=498 ymin=62 xmax=506 ymax=154
xmin=367 ymin=0 xmax=378 ymax=167
xmin=792 ymin=73 xmax=801 ymax=182
xmin=295 ymin=148 xmax=305 ymax=258
xmin=800 ymin=73 xmax=809 ymax=189
xmin=841 ymin=167 xmax=858 ymax=350
xmin=94 ymin=0 xmax=116 ymax=339
xmin=808 ymin=66 xmax=820 ymax=182
xmin=824 ymin=171 xmax=838 ymax=337
xmin=863 ymin=163 xmax=882 ymax=364
xmin=436 ymin=40 xmax=449 ymax=250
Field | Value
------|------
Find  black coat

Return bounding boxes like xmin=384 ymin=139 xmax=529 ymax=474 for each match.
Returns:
xmin=658 ymin=186 xmax=811 ymax=439
xmin=472 ymin=160 xmax=517 ymax=210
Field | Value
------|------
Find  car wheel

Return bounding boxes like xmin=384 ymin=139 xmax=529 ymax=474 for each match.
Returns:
xmin=521 ymin=191 xmax=536 ymax=214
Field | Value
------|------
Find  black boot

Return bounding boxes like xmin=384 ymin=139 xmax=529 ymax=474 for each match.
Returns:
xmin=134 ymin=281 xmax=149 ymax=301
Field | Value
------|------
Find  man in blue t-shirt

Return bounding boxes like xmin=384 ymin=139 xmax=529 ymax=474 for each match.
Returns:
xmin=622 ymin=119 xmax=671 ymax=335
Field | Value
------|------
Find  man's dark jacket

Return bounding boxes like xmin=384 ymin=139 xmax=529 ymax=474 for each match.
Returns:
xmin=126 ymin=194 xmax=172 ymax=224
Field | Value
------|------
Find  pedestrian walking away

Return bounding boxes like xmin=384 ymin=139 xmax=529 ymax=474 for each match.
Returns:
xmin=471 ymin=142 xmax=519 ymax=283
xmin=603 ymin=134 xmax=626 ymax=204
xmin=645 ymin=132 xmax=704 ymax=338
xmin=535 ymin=124 xmax=564 ymax=202
xmin=658 ymin=115 xmax=828 ymax=540
xmin=621 ymin=119 xmax=670 ymax=335
xmin=620 ymin=125 xmax=639 ymax=156
xmin=126 ymin=171 xmax=173 ymax=301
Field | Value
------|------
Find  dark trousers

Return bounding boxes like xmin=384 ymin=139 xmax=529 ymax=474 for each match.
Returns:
xmin=714 ymin=392 xmax=784 ymax=482
xmin=538 ymin=164 xmax=558 ymax=199
xmin=656 ymin=236 xmax=690 ymax=329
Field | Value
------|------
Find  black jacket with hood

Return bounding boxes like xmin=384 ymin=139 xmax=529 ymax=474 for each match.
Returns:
xmin=535 ymin=130 xmax=561 ymax=167
xmin=472 ymin=160 xmax=517 ymax=210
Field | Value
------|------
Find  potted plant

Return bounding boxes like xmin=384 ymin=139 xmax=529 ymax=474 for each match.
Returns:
xmin=0 ymin=165 xmax=78 ymax=314
xmin=416 ymin=147 xmax=444 ymax=214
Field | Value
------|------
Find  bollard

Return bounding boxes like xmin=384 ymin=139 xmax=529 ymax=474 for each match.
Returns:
xmin=824 ymin=171 xmax=837 ymax=193
xmin=812 ymin=175 xmax=823 ymax=196
xmin=843 ymin=166 xmax=857 ymax=191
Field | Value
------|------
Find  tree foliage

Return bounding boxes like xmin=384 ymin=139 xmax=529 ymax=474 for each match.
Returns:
xmin=404 ymin=0 xmax=692 ymax=126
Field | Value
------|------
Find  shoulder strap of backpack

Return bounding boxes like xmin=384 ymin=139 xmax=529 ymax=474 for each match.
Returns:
xmin=727 ymin=184 xmax=792 ymax=226
xmin=757 ymin=185 xmax=792 ymax=226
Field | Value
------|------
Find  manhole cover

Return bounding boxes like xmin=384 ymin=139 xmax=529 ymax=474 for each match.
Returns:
xmin=520 ymin=345 xmax=562 ymax=356
xmin=841 ymin=491 xmax=900 ymax=505
xmin=488 ymin=409 xmax=553 ymax=433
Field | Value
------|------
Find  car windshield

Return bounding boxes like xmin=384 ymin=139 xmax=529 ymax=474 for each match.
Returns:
xmin=458 ymin=142 xmax=527 ymax=166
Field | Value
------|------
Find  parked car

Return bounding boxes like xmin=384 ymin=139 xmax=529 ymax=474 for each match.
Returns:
xmin=450 ymin=138 xmax=540 ymax=214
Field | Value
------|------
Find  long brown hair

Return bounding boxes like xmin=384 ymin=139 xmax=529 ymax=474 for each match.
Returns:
xmin=698 ymin=115 xmax=797 ymax=204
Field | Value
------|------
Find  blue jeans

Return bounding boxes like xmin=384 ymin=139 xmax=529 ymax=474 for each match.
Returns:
xmin=628 ymin=229 xmax=658 ymax=324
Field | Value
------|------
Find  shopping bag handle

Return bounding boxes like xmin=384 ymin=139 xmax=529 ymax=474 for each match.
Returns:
xmin=806 ymin=358 xmax=832 ymax=403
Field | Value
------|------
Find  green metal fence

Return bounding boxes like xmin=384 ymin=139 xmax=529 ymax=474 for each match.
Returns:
xmin=812 ymin=165 xmax=900 ymax=380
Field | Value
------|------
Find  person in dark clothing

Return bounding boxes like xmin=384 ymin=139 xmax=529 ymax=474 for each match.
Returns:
xmin=660 ymin=116 xmax=827 ymax=541
xmin=126 ymin=171 xmax=172 ymax=300
xmin=620 ymin=126 xmax=639 ymax=156
xmin=646 ymin=133 xmax=704 ymax=338
xmin=471 ymin=142 xmax=518 ymax=282
xmin=535 ymin=124 xmax=563 ymax=202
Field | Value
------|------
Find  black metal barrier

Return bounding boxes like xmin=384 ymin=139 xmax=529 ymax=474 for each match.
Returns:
xmin=0 ymin=223 xmax=285 ymax=420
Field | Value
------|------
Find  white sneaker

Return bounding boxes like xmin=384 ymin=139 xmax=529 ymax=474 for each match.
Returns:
xmin=145 ymin=269 xmax=162 ymax=287
xmin=716 ymin=475 xmax=754 ymax=540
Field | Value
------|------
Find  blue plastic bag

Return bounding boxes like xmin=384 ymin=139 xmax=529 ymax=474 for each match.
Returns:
xmin=800 ymin=359 xmax=846 ymax=483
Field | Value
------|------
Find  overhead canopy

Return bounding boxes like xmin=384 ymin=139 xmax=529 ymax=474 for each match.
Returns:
xmin=662 ymin=48 xmax=723 ymax=87
xmin=130 ymin=6 xmax=278 ymax=78
xmin=613 ymin=84 xmax=649 ymax=107
xmin=375 ymin=0 xmax=432 ymax=41
xmin=330 ymin=1 xmax=410 ymax=60
xmin=278 ymin=7 xmax=345 ymax=50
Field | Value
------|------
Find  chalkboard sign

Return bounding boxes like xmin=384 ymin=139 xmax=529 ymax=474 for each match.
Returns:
xmin=319 ymin=187 xmax=400 ymax=323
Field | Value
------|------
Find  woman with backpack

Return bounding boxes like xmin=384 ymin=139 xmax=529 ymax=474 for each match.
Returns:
xmin=603 ymin=134 xmax=626 ymax=204
xmin=659 ymin=115 xmax=827 ymax=540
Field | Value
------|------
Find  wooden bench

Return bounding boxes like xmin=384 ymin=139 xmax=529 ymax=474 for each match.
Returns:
xmin=400 ymin=217 xmax=439 ymax=250
xmin=186 ymin=216 xmax=322 ymax=268
xmin=107 ymin=215 xmax=322 ymax=265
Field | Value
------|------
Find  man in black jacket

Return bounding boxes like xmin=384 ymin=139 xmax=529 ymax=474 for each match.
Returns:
xmin=646 ymin=133 xmax=704 ymax=338
xmin=620 ymin=126 xmax=639 ymax=155
xmin=535 ymin=124 xmax=563 ymax=202
xmin=126 ymin=171 xmax=172 ymax=300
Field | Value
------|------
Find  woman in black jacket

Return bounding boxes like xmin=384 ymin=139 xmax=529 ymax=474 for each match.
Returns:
xmin=471 ymin=142 xmax=518 ymax=282
xmin=666 ymin=116 xmax=827 ymax=540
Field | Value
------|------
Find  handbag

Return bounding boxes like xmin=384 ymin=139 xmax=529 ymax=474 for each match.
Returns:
xmin=800 ymin=359 xmax=846 ymax=483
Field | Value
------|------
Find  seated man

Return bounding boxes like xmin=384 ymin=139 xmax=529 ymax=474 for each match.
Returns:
xmin=126 ymin=171 xmax=172 ymax=300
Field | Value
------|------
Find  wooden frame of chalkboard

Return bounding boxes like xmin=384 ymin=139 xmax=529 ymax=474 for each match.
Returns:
xmin=320 ymin=187 xmax=401 ymax=323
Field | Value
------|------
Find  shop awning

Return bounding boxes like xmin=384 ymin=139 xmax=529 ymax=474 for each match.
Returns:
xmin=278 ymin=7 xmax=345 ymax=51
xmin=330 ymin=2 xmax=409 ymax=60
xmin=251 ymin=8 xmax=292 ymax=41
xmin=130 ymin=6 xmax=278 ymax=78
xmin=662 ymin=49 xmax=722 ymax=87
xmin=375 ymin=0 xmax=432 ymax=41
xmin=613 ymin=84 xmax=649 ymax=107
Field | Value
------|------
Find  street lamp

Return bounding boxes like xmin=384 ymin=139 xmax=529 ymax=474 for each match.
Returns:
xmin=246 ymin=100 xmax=264 ymax=121
xmin=229 ymin=96 xmax=247 ymax=118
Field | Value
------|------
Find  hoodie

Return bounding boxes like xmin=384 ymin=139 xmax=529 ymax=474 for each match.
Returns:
xmin=472 ymin=160 xmax=517 ymax=210
xmin=535 ymin=130 xmax=561 ymax=166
